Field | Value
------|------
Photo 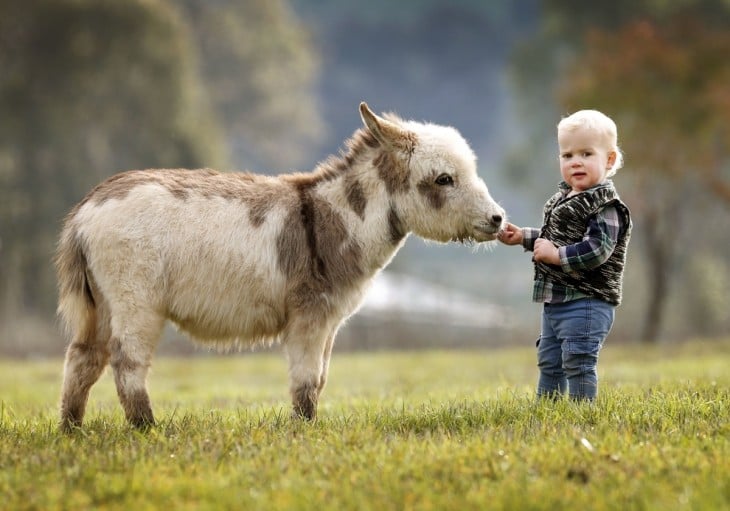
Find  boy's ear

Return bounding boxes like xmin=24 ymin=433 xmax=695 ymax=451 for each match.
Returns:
xmin=606 ymin=151 xmax=617 ymax=169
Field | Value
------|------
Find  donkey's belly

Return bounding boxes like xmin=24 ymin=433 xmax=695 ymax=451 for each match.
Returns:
xmin=167 ymin=299 xmax=287 ymax=344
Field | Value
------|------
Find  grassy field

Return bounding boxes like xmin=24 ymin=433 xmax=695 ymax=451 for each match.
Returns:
xmin=1 ymin=339 xmax=729 ymax=510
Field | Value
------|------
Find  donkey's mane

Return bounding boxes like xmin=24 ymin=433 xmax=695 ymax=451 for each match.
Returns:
xmin=301 ymin=112 xmax=408 ymax=187
xmin=312 ymin=127 xmax=380 ymax=181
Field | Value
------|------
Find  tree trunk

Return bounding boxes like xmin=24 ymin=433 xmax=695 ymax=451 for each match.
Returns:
xmin=640 ymin=210 xmax=673 ymax=343
xmin=641 ymin=238 xmax=669 ymax=343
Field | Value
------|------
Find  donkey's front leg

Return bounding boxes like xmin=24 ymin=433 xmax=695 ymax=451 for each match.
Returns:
xmin=283 ymin=320 xmax=332 ymax=420
xmin=318 ymin=328 xmax=338 ymax=395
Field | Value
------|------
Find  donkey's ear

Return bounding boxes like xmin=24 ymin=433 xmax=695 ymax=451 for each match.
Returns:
xmin=359 ymin=102 xmax=413 ymax=151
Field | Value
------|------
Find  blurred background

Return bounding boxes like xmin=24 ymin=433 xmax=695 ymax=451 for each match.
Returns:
xmin=1 ymin=0 xmax=728 ymax=357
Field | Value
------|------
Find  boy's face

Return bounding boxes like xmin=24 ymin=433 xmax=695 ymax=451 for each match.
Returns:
xmin=558 ymin=129 xmax=616 ymax=193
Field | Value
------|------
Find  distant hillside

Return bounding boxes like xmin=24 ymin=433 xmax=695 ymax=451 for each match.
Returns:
xmin=289 ymin=0 xmax=539 ymax=167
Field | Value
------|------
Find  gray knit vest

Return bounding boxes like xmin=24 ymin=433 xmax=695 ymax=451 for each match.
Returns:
xmin=535 ymin=180 xmax=632 ymax=305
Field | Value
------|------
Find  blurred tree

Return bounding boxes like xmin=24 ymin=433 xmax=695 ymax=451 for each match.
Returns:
xmin=177 ymin=0 xmax=324 ymax=172
xmin=0 ymin=0 xmax=225 ymax=320
xmin=559 ymin=17 xmax=730 ymax=342
xmin=0 ymin=0 xmax=325 ymax=348
xmin=507 ymin=0 xmax=730 ymax=187
xmin=507 ymin=0 xmax=730 ymax=343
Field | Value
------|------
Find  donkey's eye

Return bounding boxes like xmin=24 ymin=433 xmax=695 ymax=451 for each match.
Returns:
xmin=435 ymin=174 xmax=453 ymax=186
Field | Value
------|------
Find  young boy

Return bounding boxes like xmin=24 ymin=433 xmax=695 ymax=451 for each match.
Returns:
xmin=498 ymin=110 xmax=632 ymax=401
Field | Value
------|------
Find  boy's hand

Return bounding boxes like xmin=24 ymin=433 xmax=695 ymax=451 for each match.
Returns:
xmin=497 ymin=223 xmax=523 ymax=245
xmin=534 ymin=238 xmax=560 ymax=265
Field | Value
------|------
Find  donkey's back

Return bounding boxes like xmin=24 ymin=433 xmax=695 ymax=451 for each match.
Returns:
xmin=65 ymin=169 xmax=296 ymax=344
xmin=56 ymin=102 xmax=505 ymax=431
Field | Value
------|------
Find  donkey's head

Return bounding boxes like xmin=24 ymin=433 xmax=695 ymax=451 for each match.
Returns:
xmin=360 ymin=102 xmax=505 ymax=243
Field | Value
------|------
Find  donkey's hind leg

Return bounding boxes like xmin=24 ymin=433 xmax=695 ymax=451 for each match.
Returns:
xmin=60 ymin=305 xmax=112 ymax=432
xmin=109 ymin=311 xmax=164 ymax=429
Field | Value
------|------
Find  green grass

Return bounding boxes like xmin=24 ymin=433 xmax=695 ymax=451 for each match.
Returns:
xmin=1 ymin=339 xmax=729 ymax=510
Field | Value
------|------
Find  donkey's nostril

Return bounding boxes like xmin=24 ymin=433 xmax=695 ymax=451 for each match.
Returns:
xmin=491 ymin=214 xmax=503 ymax=225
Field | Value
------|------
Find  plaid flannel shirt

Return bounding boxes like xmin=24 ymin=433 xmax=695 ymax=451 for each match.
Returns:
xmin=521 ymin=205 xmax=622 ymax=303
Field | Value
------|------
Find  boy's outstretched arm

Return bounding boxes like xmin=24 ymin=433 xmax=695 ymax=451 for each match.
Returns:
xmin=497 ymin=222 xmax=523 ymax=245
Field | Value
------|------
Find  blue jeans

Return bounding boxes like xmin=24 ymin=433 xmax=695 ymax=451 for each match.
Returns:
xmin=537 ymin=298 xmax=615 ymax=401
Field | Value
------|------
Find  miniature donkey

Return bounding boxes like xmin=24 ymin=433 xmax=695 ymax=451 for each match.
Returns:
xmin=55 ymin=102 xmax=505 ymax=430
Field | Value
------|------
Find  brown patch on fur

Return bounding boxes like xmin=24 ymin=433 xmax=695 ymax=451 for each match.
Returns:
xmin=59 ymin=341 xmax=110 ymax=431
xmin=374 ymin=151 xmax=410 ymax=195
xmin=80 ymin=168 xmax=262 ymax=204
xmin=73 ymin=126 xmax=381 ymax=229
xmin=313 ymin=193 xmax=364 ymax=286
xmin=74 ymin=168 xmax=294 ymax=229
xmin=246 ymin=185 xmax=281 ymax=227
xmin=417 ymin=178 xmax=446 ymax=209
xmin=108 ymin=337 xmax=154 ymax=428
xmin=109 ymin=337 xmax=143 ymax=373
xmin=276 ymin=202 xmax=310 ymax=283
xmin=124 ymin=389 xmax=156 ymax=429
xmin=276 ymin=184 xmax=364 ymax=309
xmin=96 ymin=169 xmax=242 ymax=203
xmin=292 ymin=380 xmax=318 ymax=420
xmin=381 ymin=112 xmax=418 ymax=145
xmin=388 ymin=206 xmax=406 ymax=244
xmin=301 ymin=188 xmax=327 ymax=279
xmin=344 ymin=174 xmax=367 ymax=220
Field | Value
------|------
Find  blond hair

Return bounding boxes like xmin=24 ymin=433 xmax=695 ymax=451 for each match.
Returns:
xmin=558 ymin=110 xmax=623 ymax=177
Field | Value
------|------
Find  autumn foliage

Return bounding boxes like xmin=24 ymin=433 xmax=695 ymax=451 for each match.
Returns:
xmin=560 ymin=16 xmax=730 ymax=202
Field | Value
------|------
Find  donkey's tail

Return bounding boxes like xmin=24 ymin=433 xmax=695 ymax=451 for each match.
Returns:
xmin=54 ymin=222 xmax=96 ymax=345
